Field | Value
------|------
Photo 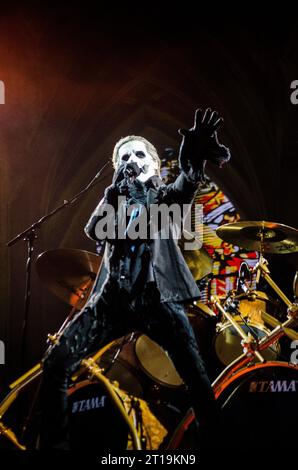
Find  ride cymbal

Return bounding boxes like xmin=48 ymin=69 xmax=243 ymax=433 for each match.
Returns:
xmin=216 ymin=221 xmax=298 ymax=254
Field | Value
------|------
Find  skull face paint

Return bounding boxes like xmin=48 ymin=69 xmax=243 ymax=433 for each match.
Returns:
xmin=117 ymin=140 xmax=159 ymax=182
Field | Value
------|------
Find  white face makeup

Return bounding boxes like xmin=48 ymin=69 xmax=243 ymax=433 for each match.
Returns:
xmin=117 ymin=140 xmax=159 ymax=183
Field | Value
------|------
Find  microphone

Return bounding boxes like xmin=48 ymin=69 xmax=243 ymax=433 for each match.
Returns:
xmin=117 ymin=162 xmax=141 ymax=196
xmin=123 ymin=162 xmax=142 ymax=180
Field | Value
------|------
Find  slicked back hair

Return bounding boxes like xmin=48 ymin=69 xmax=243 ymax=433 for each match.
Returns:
xmin=112 ymin=135 xmax=161 ymax=173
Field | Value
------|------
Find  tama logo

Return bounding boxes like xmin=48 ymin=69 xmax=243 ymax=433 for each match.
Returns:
xmin=71 ymin=395 xmax=106 ymax=413
xmin=249 ymin=380 xmax=298 ymax=393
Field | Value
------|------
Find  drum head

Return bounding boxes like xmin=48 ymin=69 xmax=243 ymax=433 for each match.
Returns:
xmin=217 ymin=362 xmax=298 ymax=447
xmin=98 ymin=335 xmax=144 ymax=398
xmin=135 ymin=335 xmax=183 ymax=388
xmin=68 ymin=380 xmax=128 ymax=450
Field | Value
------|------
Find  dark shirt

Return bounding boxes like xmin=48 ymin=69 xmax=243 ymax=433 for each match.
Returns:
xmin=110 ymin=177 xmax=156 ymax=298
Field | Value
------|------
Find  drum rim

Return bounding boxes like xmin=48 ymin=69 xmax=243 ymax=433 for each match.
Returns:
xmin=68 ymin=379 xmax=92 ymax=395
xmin=214 ymin=360 xmax=298 ymax=399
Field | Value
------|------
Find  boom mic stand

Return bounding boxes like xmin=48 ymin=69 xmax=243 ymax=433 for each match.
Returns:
xmin=6 ymin=160 xmax=110 ymax=372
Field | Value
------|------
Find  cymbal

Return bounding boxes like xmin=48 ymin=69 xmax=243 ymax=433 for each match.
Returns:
xmin=216 ymin=221 xmax=298 ymax=254
xmin=36 ymin=249 xmax=101 ymax=309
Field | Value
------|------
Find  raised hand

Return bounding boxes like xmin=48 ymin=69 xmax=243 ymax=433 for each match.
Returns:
xmin=178 ymin=108 xmax=231 ymax=178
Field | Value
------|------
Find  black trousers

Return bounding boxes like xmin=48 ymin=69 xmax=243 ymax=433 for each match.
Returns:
xmin=40 ymin=281 xmax=217 ymax=449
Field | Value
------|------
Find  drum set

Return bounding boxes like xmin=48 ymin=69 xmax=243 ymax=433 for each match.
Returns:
xmin=0 ymin=220 xmax=298 ymax=450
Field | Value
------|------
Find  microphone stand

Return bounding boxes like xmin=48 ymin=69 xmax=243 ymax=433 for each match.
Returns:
xmin=6 ymin=160 xmax=110 ymax=372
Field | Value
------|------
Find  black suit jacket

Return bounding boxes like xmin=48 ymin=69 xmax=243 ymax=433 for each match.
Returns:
xmin=84 ymin=171 xmax=203 ymax=304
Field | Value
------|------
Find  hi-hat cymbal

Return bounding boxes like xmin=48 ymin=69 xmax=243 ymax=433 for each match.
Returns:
xmin=36 ymin=249 xmax=101 ymax=309
xmin=216 ymin=221 xmax=298 ymax=254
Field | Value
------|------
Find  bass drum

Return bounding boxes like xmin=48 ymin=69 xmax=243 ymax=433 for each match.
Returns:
xmin=215 ymin=361 xmax=298 ymax=448
xmin=67 ymin=380 xmax=129 ymax=450
xmin=166 ymin=362 xmax=298 ymax=449
xmin=67 ymin=379 xmax=176 ymax=450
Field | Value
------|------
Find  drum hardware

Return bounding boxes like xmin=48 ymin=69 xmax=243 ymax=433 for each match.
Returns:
xmin=212 ymin=307 xmax=298 ymax=396
xmin=0 ymin=341 xmax=143 ymax=450
xmin=81 ymin=357 xmax=142 ymax=450
xmin=129 ymin=397 xmax=147 ymax=449
xmin=192 ymin=301 xmax=217 ymax=317
xmin=253 ymin=254 xmax=292 ymax=307
xmin=6 ymin=162 xmax=109 ymax=373
xmin=71 ymin=339 xmax=121 ymax=383
xmin=217 ymin=221 xmax=298 ymax=307
xmin=260 ymin=311 xmax=298 ymax=341
xmin=0 ymin=422 xmax=26 ymax=451
xmin=0 ymin=363 xmax=43 ymax=450
xmin=219 ymin=289 xmax=281 ymax=351
xmin=0 ymin=334 xmax=127 ymax=449
xmin=0 ymin=247 xmax=103 ymax=448
xmin=103 ymin=333 xmax=136 ymax=377
xmin=211 ymin=295 xmax=265 ymax=363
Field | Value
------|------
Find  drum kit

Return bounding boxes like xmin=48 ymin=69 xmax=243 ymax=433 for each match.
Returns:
xmin=0 ymin=220 xmax=298 ymax=450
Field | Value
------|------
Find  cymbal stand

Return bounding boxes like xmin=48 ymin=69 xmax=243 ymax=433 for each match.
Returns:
xmin=81 ymin=357 xmax=142 ymax=450
xmin=211 ymin=295 xmax=265 ymax=363
xmin=253 ymin=253 xmax=293 ymax=307
xmin=253 ymin=228 xmax=293 ymax=307
xmin=0 ymin=298 xmax=122 ymax=451
xmin=212 ymin=303 xmax=298 ymax=397
xmin=6 ymin=160 xmax=110 ymax=372
xmin=0 ymin=302 xmax=80 ymax=450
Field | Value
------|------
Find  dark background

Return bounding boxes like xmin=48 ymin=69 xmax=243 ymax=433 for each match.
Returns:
xmin=0 ymin=3 xmax=297 ymax=387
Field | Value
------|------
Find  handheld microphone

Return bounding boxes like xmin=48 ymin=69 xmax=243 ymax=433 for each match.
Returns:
xmin=123 ymin=162 xmax=142 ymax=179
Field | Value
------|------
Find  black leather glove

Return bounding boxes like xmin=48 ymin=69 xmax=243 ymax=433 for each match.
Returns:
xmin=178 ymin=108 xmax=231 ymax=182
xmin=112 ymin=163 xmax=126 ymax=185
xmin=103 ymin=163 xmax=126 ymax=205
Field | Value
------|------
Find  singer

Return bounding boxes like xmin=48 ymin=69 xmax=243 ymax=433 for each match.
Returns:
xmin=39 ymin=108 xmax=231 ymax=450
